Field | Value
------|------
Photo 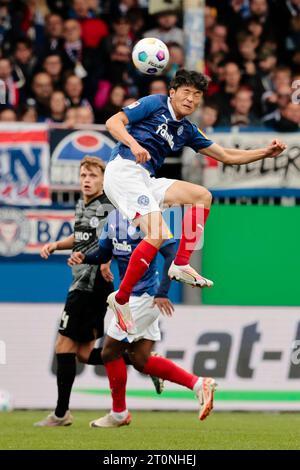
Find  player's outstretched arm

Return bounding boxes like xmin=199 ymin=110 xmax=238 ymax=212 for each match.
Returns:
xmin=68 ymin=246 xmax=113 ymax=266
xmin=200 ymin=139 xmax=287 ymax=165
xmin=40 ymin=235 xmax=74 ymax=259
xmin=106 ymin=111 xmax=151 ymax=164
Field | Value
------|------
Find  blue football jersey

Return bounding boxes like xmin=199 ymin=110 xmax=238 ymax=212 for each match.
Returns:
xmin=109 ymin=94 xmax=214 ymax=176
xmin=99 ymin=210 xmax=175 ymax=297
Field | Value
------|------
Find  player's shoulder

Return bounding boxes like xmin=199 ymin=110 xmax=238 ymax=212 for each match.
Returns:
xmin=134 ymin=93 xmax=166 ymax=110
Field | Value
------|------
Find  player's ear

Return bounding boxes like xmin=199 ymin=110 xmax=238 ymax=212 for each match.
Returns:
xmin=169 ymin=88 xmax=175 ymax=99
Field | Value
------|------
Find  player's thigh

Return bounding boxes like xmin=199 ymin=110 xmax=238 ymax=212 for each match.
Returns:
xmin=104 ymin=157 xmax=159 ymax=221
xmin=55 ymin=333 xmax=79 ymax=354
xmin=101 ymin=335 xmax=128 ymax=363
xmin=135 ymin=211 xmax=170 ymax=243
xmin=163 ymin=180 xmax=212 ymax=207
xmin=76 ymin=338 xmax=97 ymax=363
xmin=128 ymin=339 xmax=155 ymax=372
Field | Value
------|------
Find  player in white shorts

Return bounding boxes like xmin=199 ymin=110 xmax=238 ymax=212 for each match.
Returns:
xmin=103 ymin=69 xmax=286 ymax=334
xmin=69 ymin=209 xmax=217 ymax=427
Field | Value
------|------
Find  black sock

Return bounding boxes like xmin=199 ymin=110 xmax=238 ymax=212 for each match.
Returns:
xmin=123 ymin=351 xmax=132 ymax=365
xmin=87 ymin=348 xmax=132 ymax=365
xmin=87 ymin=348 xmax=103 ymax=365
xmin=55 ymin=353 xmax=76 ymax=418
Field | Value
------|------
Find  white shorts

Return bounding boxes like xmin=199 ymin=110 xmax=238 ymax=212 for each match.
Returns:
xmin=103 ymin=155 xmax=177 ymax=220
xmin=107 ymin=293 xmax=161 ymax=344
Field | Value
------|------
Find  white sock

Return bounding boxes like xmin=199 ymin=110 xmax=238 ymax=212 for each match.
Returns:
xmin=193 ymin=377 xmax=203 ymax=393
xmin=111 ymin=409 xmax=128 ymax=421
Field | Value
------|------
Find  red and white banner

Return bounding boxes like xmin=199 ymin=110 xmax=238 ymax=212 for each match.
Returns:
xmin=0 ymin=207 xmax=74 ymax=257
xmin=0 ymin=124 xmax=51 ymax=206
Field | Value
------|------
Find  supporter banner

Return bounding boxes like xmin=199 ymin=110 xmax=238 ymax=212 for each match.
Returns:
xmin=50 ymin=127 xmax=116 ymax=189
xmin=0 ymin=206 xmax=74 ymax=258
xmin=204 ymin=132 xmax=300 ymax=197
xmin=0 ymin=124 xmax=51 ymax=206
xmin=1 ymin=304 xmax=300 ymax=411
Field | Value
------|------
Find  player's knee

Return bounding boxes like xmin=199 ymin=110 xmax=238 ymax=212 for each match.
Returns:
xmin=195 ymin=188 xmax=212 ymax=207
xmin=76 ymin=351 xmax=88 ymax=363
xmin=129 ymin=353 xmax=148 ymax=372
xmin=101 ymin=346 xmax=115 ymax=363
xmin=203 ymin=189 xmax=212 ymax=206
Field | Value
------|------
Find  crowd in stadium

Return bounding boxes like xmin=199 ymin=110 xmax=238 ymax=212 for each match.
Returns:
xmin=0 ymin=0 xmax=299 ymax=131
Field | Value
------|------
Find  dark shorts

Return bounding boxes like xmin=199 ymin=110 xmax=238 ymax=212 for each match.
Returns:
xmin=58 ymin=287 xmax=112 ymax=343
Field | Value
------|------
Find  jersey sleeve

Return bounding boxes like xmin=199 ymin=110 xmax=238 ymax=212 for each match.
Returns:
xmin=98 ymin=221 xmax=113 ymax=253
xmin=187 ymin=123 xmax=214 ymax=152
xmin=122 ymin=95 xmax=162 ymax=124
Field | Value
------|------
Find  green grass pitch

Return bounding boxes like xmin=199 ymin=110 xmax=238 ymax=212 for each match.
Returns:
xmin=1 ymin=411 xmax=300 ymax=450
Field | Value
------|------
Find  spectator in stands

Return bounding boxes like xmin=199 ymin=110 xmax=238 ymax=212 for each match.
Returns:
xmin=127 ymin=8 xmax=145 ymax=41
xmin=42 ymin=53 xmax=64 ymax=90
xmin=43 ymin=13 xmax=64 ymax=56
xmin=64 ymin=73 xmax=90 ymax=108
xmin=31 ymin=71 xmax=53 ymax=120
xmin=18 ymin=101 xmax=38 ymax=122
xmin=144 ymin=10 xmax=184 ymax=46
xmin=264 ymin=101 xmax=300 ymax=131
xmin=0 ymin=1 xmax=14 ymax=55
xmin=200 ymin=102 xmax=219 ymax=131
xmin=149 ymin=78 xmax=168 ymax=95
xmin=96 ymin=84 xmax=126 ymax=123
xmin=13 ymin=38 xmax=37 ymax=87
xmin=205 ymin=5 xmax=218 ymax=39
xmin=62 ymin=19 xmax=99 ymax=78
xmin=220 ymin=87 xmax=260 ymax=127
xmin=262 ymin=84 xmax=292 ymax=123
xmin=69 ymin=0 xmax=109 ymax=49
xmin=0 ymin=58 xmax=21 ymax=108
xmin=0 ymin=107 xmax=17 ymax=121
xmin=262 ymin=66 xmax=293 ymax=114
xmin=99 ymin=15 xmax=133 ymax=64
xmin=214 ymin=62 xmax=242 ymax=117
xmin=63 ymin=106 xmax=77 ymax=127
xmin=235 ymin=32 xmax=258 ymax=80
xmin=165 ymin=42 xmax=184 ymax=80
xmin=48 ymin=90 xmax=67 ymax=123
xmin=207 ymin=24 xmax=229 ymax=56
xmin=75 ymin=105 xmax=94 ymax=124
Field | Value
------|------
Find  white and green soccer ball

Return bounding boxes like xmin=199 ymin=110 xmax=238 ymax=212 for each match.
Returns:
xmin=132 ymin=38 xmax=169 ymax=75
xmin=0 ymin=390 xmax=13 ymax=411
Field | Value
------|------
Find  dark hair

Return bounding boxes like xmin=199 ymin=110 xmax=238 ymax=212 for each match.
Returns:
xmin=169 ymin=69 xmax=210 ymax=93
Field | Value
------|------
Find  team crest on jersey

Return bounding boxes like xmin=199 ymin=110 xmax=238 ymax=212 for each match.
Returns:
xmin=137 ymin=195 xmax=150 ymax=206
xmin=90 ymin=217 xmax=99 ymax=228
xmin=127 ymin=101 xmax=140 ymax=109
xmin=0 ymin=208 xmax=30 ymax=257
xmin=177 ymin=125 xmax=184 ymax=136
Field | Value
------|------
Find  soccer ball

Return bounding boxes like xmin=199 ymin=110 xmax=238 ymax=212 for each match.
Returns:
xmin=132 ymin=38 xmax=169 ymax=75
xmin=0 ymin=390 xmax=13 ymax=411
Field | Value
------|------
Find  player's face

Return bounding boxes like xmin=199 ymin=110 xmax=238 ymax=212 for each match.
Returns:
xmin=169 ymin=86 xmax=203 ymax=119
xmin=80 ymin=165 xmax=103 ymax=202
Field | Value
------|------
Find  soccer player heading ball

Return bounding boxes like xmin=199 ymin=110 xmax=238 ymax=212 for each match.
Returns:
xmin=104 ymin=68 xmax=287 ymax=335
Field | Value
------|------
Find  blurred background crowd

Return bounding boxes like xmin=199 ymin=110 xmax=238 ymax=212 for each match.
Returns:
xmin=0 ymin=0 xmax=299 ymax=131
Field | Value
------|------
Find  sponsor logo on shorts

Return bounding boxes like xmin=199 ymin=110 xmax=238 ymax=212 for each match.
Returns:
xmin=137 ymin=195 xmax=150 ymax=206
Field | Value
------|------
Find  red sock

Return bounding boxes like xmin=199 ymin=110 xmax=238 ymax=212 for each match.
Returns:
xmin=143 ymin=356 xmax=198 ymax=390
xmin=174 ymin=206 xmax=210 ymax=266
xmin=116 ymin=240 xmax=158 ymax=304
xmin=105 ymin=357 xmax=127 ymax=412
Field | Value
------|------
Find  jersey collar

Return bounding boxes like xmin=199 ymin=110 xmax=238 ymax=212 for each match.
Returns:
xmin=167 ymin=97 xmax=183 ymax=121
